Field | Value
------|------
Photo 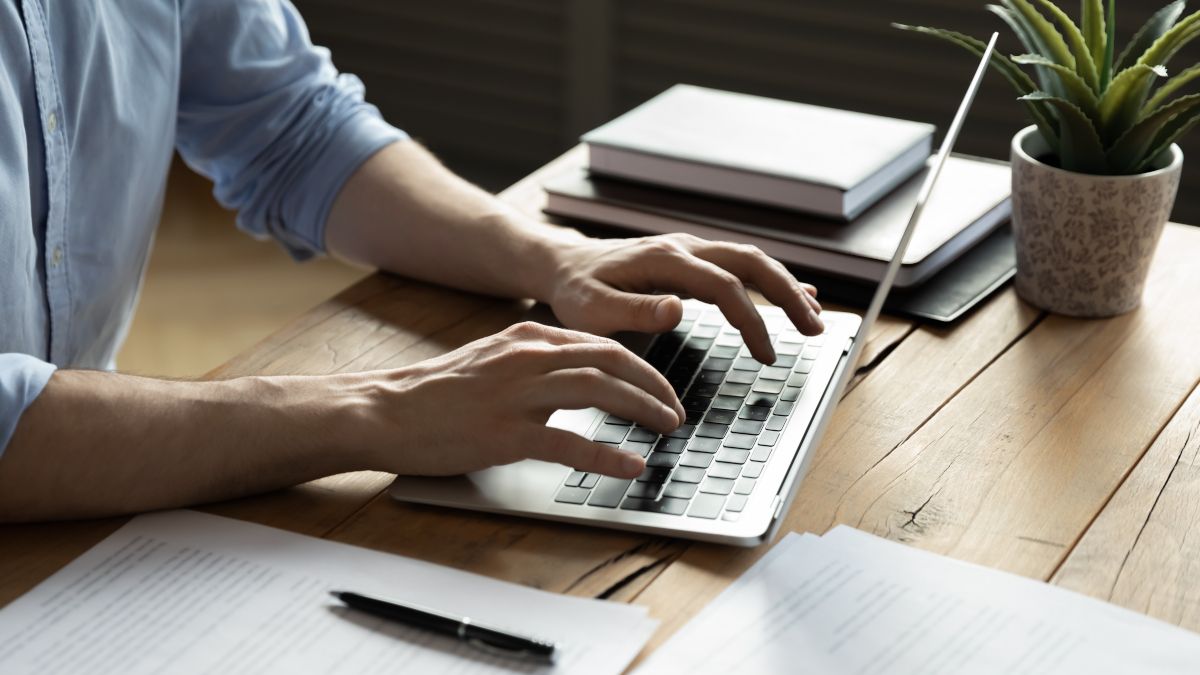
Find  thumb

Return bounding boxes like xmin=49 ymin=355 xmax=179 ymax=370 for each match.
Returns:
xmin=590 ymin=288 xmax=682 ymax=334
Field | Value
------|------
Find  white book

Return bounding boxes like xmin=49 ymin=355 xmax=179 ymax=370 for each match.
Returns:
xmin=583 ymin=85 xmax=936 ymax=220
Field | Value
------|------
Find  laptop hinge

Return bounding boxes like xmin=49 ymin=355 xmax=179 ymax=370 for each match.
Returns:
xmin=771 ymin=495 xmax=785 ymax=521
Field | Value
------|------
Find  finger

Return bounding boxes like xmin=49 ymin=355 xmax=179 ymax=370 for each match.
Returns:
xmin=578 ymin=284 xmax=684 ymax=335
xmin=534 ymin=368 xmax=681 ymax=434
xmin=691 ymin=243 xmax=824 ymax=337
xmin=644 ymin=255 xmax=776 ymax=363
xmin=527 ymin=427 xmax=645 ymax=478
xmin=537 ymin=342 xmax=684 ymax=424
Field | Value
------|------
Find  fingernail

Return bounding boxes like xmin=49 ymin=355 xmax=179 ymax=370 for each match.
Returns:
xmin=655 ymin=298 xmax=674 ymax=324
xmin=620 ymin=452 xmax=645 ymax=474
xmin=809 ymin=308 xmax=825 ymax=333
xmin=674 ymin=402 xmax=686 ymax=425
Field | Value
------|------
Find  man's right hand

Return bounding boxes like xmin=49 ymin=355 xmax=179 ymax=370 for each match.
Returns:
xmin=338 ymin=321 xmax=685 ymax=479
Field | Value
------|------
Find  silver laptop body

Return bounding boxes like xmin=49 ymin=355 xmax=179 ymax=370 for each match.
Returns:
xmin=389 ymin=35 xmax=998 ymax=546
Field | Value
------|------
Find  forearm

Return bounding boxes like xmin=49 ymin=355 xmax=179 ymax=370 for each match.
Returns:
xmin=325 ymin=141 xmax=578 ymax=302
xmin=0 ymin=370 xmax=363 ymax=522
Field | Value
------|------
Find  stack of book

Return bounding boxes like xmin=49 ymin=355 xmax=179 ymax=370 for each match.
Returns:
xmin=542 ymin=85 xmax=1015 ymax=320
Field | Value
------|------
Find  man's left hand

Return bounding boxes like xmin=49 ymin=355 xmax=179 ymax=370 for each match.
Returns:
xmin=542 ymin=233 xmax=823 ymax=364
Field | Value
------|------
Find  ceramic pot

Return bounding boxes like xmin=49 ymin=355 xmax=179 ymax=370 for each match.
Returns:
xmin=1009 ymin=125 xmax=1183 ymax=317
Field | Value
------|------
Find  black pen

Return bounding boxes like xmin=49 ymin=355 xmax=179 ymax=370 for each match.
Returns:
xmin=330 ymin=590 xmax=559 ymax=664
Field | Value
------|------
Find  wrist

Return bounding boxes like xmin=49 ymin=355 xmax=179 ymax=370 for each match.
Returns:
xmin=514 ymin=216 xmax=590 ymax=304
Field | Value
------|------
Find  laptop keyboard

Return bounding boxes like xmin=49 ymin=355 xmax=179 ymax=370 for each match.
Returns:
xmin=553 ymin=304 xmax=826 ymax=522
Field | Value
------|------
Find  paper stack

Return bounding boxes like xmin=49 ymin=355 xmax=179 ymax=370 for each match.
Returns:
xmin=637 ymin=526 xmax=1200 ymax=674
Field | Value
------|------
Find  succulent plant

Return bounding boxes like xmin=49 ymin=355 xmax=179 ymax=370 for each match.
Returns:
xmin=896 ymin=0 xmax=1200 ymax=175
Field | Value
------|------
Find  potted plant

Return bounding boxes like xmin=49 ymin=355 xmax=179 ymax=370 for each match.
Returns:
xmin=896 ymin=0 xmax=1196 ymax=317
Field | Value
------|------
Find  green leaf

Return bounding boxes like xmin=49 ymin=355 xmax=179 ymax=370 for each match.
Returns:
xmin=1097 ymin=63 xmax=1168 ymax=143
xmin=1012 ymin=54 xmax=1101 ymax=122
xmin=1020 ymin=92 xmax=1109 ymax=172
xmin=1035 ymin=0 xmax=1100 ymax=91
xmin=1145 ymin=62 xmax=1200 ymax=111
xmin=988 ymin=5 xmax=1065 ymax=96
xmin=893 ymin=23 xmax=1061 ymax=148
xmin=1105 ymin=0 xmax=1116 ymax=88
xmin=1081 ymin=0 xmax=1107 ymax=78
xmin=1107 ymin=93 xmax=1200 ymax=172
xmin=1004 ymin=0 xmax=1076 ymax=68
xmin=1116 ymin=0 xmax=1187 ymax=72
xmin=1135 ymin=106 xmax=1200 ymax=171
xmin=1138 ymin=9 xmax=1200 ymax=70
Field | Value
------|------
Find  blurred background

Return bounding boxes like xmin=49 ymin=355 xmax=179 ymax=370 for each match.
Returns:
xmin=122 ymin=0 xmax=1200 ymax=377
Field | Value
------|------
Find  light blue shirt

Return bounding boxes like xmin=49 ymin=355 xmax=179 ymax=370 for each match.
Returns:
xmin=0 ymin=0 xmax=407 ymax=454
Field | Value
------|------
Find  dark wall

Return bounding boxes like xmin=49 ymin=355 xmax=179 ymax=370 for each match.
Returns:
xmin=296 ymin=0 xmax=1200 ymax=224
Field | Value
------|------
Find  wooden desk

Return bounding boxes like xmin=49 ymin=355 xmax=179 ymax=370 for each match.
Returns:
xmin=6 ymin=147 xmax=1200 ymax=661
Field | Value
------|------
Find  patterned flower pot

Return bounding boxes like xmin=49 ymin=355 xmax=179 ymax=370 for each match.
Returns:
xmin=1010 ymin=125 xmax=1183 ymax=317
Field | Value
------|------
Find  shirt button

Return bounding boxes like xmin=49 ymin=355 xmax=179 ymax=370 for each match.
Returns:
xmin=46 ymin=112 xmax=57 ymax=133
xmin=51 ymin=246 xmax=63 ymax=266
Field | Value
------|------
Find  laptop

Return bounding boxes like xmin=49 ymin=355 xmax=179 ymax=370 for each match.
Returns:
xmin=389 ymin=34 xmax=999 ymax=546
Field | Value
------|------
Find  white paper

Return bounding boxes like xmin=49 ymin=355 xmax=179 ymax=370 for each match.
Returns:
xmin=0 ymin=511 xmax=657 ymax=675
xmin=637 ymin=526 xmax=1200 ymax=674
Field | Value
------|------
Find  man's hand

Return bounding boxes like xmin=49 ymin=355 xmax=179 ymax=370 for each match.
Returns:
xmin=543 ymin=233 xmax=823 ymax=364
xmin=342 ymin=322 xmax=683 ymax=479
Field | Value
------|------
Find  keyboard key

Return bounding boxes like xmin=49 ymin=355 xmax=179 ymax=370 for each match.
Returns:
xmin=686 ymin=382 xmax=720 ymax=399
xmin=774 ymin=400 xmax=796 ymax=416
xmin=732 ymin=419 xmax=765 ymax=435
xmin=779 ymin=330 xmax=804 ymax=344
xmin=704 ymin=409 xmax=736 ymax=425
xmin=691 ymin=324 xmax=720 ymax=338
xmin=794 ymin=360 xmax=814 ymax=374
xmin=620 ymin=440 xmax=654 ymax=457
xmin=685 ymin=410 xmax=704 ymax=425
xmin=593 ymin=425 xmax=629 ymax=444
xmin=776 ymin=342 xmax=803 ymax=355
xmin=745 ymin=393 xmax=779 ymax=408
xmin=555 ymin=486 xmax=591 ymax=504
xmin=787 ymin=373 xmax=808 ymax=388
xmin=627 ymin=481 xmax=663 ymax=499
xmin=637 ymin=467 xmax=673 ymax=483
xmin=758 ymin=366 xmax=790 ymax=381
xmin=722 ymin=434 xmax=757 ymax=450
xmin=581 ymin=473 xmax=600 ymax=489
xmin=587 ymin=478 xmax=632 ymax=508
xmin=725 ymin=493 xmax=749 ymax=512
xmin=681 ymin=306 xmax=701 ymax=320
xmin=780 ymin=387 xmax=803 ymax=402
xmin=732 ymin=357 xmax=762 ymax=371
xmin=767 ymin=415 xmax=788 ymax=432
xmin=564 ymin=471 xmax=585 ymax=487
xmin=708 ymin=462 xmax=741 ymax=480
xmin=709 ymin=395 xmax=742 ymax=411
xmin=701 ymin=357 xmax=733 ymax=371
xmin=665 ymin=424 xmax=696 ymax=439
xmin=757 ymin=430 xmax=780 ymax=447
xmin=752 ymin=379 xmax=786 ymax=395
xmin=697 ymin=313 xmax=722 ymax=326
xmin=697 ymin=370 xmax=725 ymax=384
xmin=620 ymin=497 xmax=689 ymax=515
xmin=718 ymin=383 xmax=751 ymax=397
xmin=663 ymin=481 xmax=699 ymax=499
xmin=685 ymin=338 xmax=714 ymax=352
xmin=725 ymin=370 xmax=757 ymax=385
xmin=700 ymin=477 xmax=735 ymax=495
xmin=688 ymin=493 xmax=726 ymax=519
xmin=680 ymin=452 xmax=715 ymax=469
xmin=739 ymin=405 xmax=771 ymax=421
xmin=716 ymin=448 xmax=751 ymax=464
xmin=709 ymin=345 xmax=739 ymax=358
xmin=743 ymin=461 xmax=766 ymax=478
xmin=687 ymin=437 xmax=722 ymax=453
xmin=654 ymin=437 xmax=688 ymax=454
xmin=681 ymin=395 xmax=712 ymax=412
xmin=646 ymin=452 xmax=680 ymax=468
xmin=695 ymin=422 xmax=730 ymax=439
xmin=628 ymin=427 xmax=658 ymax=443
xmin=604 ymin=415 xmax=632 ymax=425
xmin=801 ymin=345 xmax=821 ymax=360
xmin=751 ymin=445 xmax=774 ymax=462
xmin=671 ymin=466 xmax=706 ymax=483
xmin=772 ymin=354 xmax=797 ymax=368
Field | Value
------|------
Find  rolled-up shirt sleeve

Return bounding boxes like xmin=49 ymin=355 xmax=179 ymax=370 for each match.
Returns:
xmin=175 ymin=0 xmax=407 ymax=260
xmin=0 ymin=354 xmax=57 ymax=457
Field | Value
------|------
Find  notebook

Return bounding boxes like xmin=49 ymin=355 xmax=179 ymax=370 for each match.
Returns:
xmin=582 ymin=84 xmax=935 ymax=220
xmin=543 ymin=154 xmax=1012 ymax=288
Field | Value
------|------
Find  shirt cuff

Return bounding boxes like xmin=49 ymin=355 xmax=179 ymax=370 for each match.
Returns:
xmin=275 ymin=104 xmax=409 ymax=260
xmin=0 ymin=353 xmax=57 ymax=457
